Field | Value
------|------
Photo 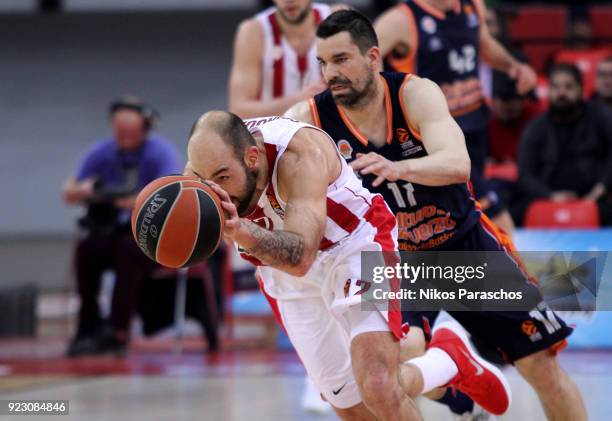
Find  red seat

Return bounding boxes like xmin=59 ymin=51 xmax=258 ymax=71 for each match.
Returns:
xmin=589 ymin=6 xmax=612 ymax=41
xmin=556 ymin=49 xmax=612 ymax=98
xmin=509 ymin=6 xmax=568 ymax=42
xmin=524 ymin=43 xmax=564 ymax=74
xmin=484 ymin=162 xmax=518 ymax=182
xmin=525 ymin=200 xmax=600 ymax=228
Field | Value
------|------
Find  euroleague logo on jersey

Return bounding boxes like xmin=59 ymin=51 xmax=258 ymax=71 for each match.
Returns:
xmin=337 ymin=139 xmax=353 ymax=160
xmin=395 ymin=128 xmax=411 ymax=143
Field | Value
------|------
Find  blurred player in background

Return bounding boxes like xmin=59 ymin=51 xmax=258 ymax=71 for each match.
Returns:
xmin=374 ymin=0 xmax=538 ymax=235
xmin=63 ymin=97 xmax=180 ymax=356
xmin=286 ymin=10 xmax=587 ymax=420
xmin=228 ymin=0 xmax=349 ymax=118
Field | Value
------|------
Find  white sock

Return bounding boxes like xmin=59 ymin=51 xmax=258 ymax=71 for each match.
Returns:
xmin=405 ymin=347 xmax=458 ymax=394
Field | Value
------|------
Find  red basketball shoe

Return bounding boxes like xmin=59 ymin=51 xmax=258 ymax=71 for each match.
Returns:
xmin=429 ymin=321 xmax=512 ymax=416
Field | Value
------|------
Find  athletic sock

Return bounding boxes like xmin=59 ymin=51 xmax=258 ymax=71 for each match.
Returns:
xmin=404 ymin=347 xmax=458 ymax=394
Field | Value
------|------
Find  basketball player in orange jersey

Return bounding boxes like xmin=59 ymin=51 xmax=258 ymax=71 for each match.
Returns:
xmin=374 ymin=0 xmax=538 ymax=235
xmin=185 ymin=111 xmax=512 ymax=420
xmin=285 ymin=10 xmax=587 ymax=420
xmin=228 ymin=0 xmax=348 ymax=118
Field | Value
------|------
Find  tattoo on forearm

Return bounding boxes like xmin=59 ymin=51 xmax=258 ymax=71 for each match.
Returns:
xmin=243 ymin=221 xmax=305 ymax=267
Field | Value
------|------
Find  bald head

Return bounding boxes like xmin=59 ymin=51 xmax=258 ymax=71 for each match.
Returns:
xmin=187 ymin=110 xmax=262 ymax=216
xmin=189 ymin=110 xmax=255 ymax=160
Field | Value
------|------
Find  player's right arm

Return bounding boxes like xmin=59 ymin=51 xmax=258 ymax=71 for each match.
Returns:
xmin=228 ymin=19 xmax=325 ymax=119
xmin=352 ymin=77 xmax=470 ymax=187
xmin=373 ymin=5 xmax=414 ymax=58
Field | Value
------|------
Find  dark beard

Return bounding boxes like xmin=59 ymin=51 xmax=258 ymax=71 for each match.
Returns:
xmin=236 ymin=166 xmax=259 ymax=217
xmin=330 ymin=71 xmax=376 ymax=108
xmin=278 ymin=1 xmax=312 ymax=25
xmin=550 ymin=100 xmax=583 ymax=121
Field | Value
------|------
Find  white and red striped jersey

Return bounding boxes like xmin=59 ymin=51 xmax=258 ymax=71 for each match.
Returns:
xmin=255 ymin=3 xmax=331 ymax=100
xmin=240 ymin=116 xmax=396 ymax=265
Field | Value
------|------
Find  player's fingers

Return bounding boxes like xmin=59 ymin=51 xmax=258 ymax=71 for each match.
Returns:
xmin=359 ymin=162 xmax=385 ymax=175
xmin=350 ymin=154 xmax=378 ymax=170
xmin=220 ymin=201 xmax=238 ymax=219
xmin=207 ymin=182 xmax=231 ymax=203
xmin=372 ymin=174 xmax=387 ymax=187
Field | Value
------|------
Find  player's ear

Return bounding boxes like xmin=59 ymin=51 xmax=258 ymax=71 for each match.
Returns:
xmin=366 ymin=46 xmax=381 ymax=71
xmin=244 ymin=145 xmax=260 ymax=169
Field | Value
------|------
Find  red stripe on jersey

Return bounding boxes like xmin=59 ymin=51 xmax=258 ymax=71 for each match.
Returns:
xmin=240 ymin=252 xmax=265 ymax=266
xmin=326 ymin=197 xmax=361 ymax=233
xmin=268 ymin=13 xmax=284 ymax=98
xmin=319 ymin=237 xmax=335 ymax=250
xmin=364 ymin=195 xmax=404 ymax=340
xmin=313 ymin=8 xmax=322 ymax=24
xmin=364 ymin=195 xmax=397 ymax=251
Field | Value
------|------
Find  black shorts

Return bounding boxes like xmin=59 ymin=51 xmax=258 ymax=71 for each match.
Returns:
xmin=402 ymin=220 xmax=573 ymax=363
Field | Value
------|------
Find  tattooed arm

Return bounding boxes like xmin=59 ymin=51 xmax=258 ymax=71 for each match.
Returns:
xmin=207 ymin=127 xmax=337 ymax=277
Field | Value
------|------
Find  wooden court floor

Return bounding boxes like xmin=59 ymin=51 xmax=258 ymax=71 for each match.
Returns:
xmin=0 ymin=349 xmax=610 ymax=420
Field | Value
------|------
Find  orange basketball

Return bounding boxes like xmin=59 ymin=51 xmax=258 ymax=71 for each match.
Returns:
xmin=131 ymin=175 xmax=225 ymax=268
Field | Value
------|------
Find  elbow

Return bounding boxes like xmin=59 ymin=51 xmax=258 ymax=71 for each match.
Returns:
xmin=451 ymin=155 xmax=471 ymax=183
xmin=288 ymin=247 xmax=317 ymax=277
xmin=289 ymin=256 xmax=315 ymax=277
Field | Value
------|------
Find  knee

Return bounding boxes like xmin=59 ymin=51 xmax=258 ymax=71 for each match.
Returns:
xmin=516 ymin=350 xmax=563 ymax=392
xmin=358 ymin=363 xmax=401 ymax=410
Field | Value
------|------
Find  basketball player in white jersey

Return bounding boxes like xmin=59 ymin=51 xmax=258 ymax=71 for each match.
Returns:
xmin=228 ymin=0 xmax=347 ymax=118
xmin=185 ymin=111 xmax=511 ymax=420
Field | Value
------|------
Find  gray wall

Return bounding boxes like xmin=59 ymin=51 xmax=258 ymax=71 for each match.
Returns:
xmin=0 ymin=11 xmax=250 ymax=289
xmin=1 ymin=10 xmax=250 ymax=236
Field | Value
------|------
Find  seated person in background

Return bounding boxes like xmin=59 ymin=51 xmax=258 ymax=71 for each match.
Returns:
xmin=594 ymin=56 xmax=612 ymax=110
xmin=489 ymin=71 xmax=542 ymax=164
xmin=63 ymin=97 xmax=180 ymax=356
xmin=514 ymin=63 xmax=612 ymax=226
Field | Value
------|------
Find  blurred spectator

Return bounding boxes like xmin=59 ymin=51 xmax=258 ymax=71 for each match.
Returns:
xmin=514 ymin=63 xmax=612 ymax=225
xmin=63 ymin=97 xmax=180 ymax=356
xmin=489 ymin=71 xmax=542 ymax=163
xmin=594 ymin=56 xmax=612 ymax=110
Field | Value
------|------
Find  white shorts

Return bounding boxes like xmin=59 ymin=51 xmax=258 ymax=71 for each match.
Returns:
xmin=257 ymin=219 xmax=404 ymax=408
xmin=276 ymin=295 xmax=390 ymax=409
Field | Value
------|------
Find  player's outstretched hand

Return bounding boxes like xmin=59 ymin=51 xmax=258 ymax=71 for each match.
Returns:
xmin=350 ymin=152 xmax=401 ymax=187
xmin=509 ymin=62 xmax=537 ymax=95
xmin=203 ymin=180 xmax=242 ymax=241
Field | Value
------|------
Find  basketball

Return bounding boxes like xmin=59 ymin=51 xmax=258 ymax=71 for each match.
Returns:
xmin=131 ymin=175 xmax=225 ymax=268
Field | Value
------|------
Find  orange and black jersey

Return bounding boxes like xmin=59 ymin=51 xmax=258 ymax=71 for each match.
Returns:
xmin=309 ymin=72 xmax=481 ymax=251
xmin=384 ymin=0 xmax=490 ymax=132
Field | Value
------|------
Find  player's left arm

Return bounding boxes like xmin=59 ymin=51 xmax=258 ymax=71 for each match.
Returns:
xmin=475 ymin=0 xmax=536 ymax=95
xmin=208 ymin=129 xmax=332 ymax=277
xmin=352 ymin=77 xmax=470 ymax=187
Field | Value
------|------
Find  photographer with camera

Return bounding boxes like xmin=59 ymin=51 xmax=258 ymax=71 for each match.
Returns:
xmin=63 ymin=97 xmax=180 ymax=356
